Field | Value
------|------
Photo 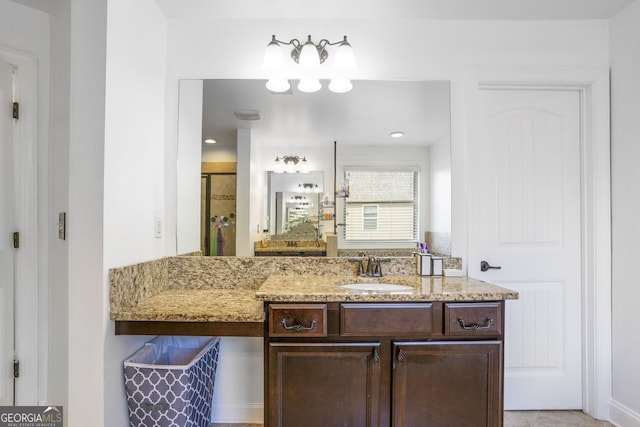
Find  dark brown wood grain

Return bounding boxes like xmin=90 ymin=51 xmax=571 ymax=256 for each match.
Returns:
xmin=114 ymin=320 xmax=263 ymax=337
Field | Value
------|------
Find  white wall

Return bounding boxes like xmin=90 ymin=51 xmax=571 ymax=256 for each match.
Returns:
xmin=67 ymin=0 xmax=107 ymax=424
xmin=429 ymin=138 xmax=452 ymax=234
xmin=202 ymin=144 xmax=237 ymax=162
xmin=176 ymin=79 xmax=203 ymax=254
xmin=610 ymin=2 xmax=640 ymax=425
xmin=101 ymin=0 xmax=168 ymax=426
xmin=45 ymin=0 xmax=70 ymax=411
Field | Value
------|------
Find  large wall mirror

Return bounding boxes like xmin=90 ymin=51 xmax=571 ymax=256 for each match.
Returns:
xmin=177 ymin=79 xmax=452 ymax=256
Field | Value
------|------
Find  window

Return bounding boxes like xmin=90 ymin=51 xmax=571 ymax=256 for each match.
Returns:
xmin=344 ymin=170 xmax=418 ymax=242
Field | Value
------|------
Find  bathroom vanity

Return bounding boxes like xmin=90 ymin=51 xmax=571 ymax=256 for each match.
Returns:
xmin=110 ymin=256 xmax=517 ymax=427
xmin=256 ymin=275 xmax=515 ymax=427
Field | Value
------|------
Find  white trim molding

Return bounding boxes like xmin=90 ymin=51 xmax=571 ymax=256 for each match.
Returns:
xmin=610 ymin=399 xmax=640 ymax=427
xmin=460 ymin=66 xmax=612 ymax=420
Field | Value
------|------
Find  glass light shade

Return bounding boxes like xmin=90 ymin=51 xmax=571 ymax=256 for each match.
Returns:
xmin=298 ymin=79 xmax=321 ymax=93
xmin=286 ymin=160 xmax=295 ymax=173
xmin=273 ymin=158 xmax=284 ymax=173
xmin=328 ymin=79 xmax=353 ymax=93
xmin=299 ymin=40 xmax=320 ymax=69
xmin=299 ymin=158 xmax=309 ymax=173
xmin=333 ymin=40 xmax=356 ymax=71
xmin=266 ymin=78 xmax=290 ymax=93
xmin=263 ymin=40 xmax=285 ymax=71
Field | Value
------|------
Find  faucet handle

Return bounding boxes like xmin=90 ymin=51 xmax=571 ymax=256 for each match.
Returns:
xmin=373 ymin=260 xmax=383 ymax=277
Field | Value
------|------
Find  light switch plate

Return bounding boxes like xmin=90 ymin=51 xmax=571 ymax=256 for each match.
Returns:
xmin=155 ymin=216 xmax=163 ymax=238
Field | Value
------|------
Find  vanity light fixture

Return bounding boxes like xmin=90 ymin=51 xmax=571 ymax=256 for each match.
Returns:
xmin=204 ymin=138 xmax=217 ymax=144
xmin=390 ymin=131 xmax=405 ymax=138
xmin=299 ymin=183 xmax=320 ymax=193
xmin=274 ymin=155 xmax=309 ymax=173
xmin=263 ymin=34 xmax=356 ymax=94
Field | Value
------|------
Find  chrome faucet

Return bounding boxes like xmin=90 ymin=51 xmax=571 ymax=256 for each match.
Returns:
xmin=351 ymin=253 xmax=384 ymax=277
xmin=365 ymin=255 xmax=383 ymax=277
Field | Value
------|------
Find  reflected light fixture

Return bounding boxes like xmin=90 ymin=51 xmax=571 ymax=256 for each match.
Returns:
xmin=204 ymin=138 xmax=217 ymax=144
xmin=263 ymin=34 xmax=356 ymax=94
xmin=273 ymin=155 xmax=309 ymax=173
xmin=299 ymin=183 xmax=321 ymax=193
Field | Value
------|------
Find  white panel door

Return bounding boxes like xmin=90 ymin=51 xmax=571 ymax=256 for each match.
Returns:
xmin=469 ymin=88 xmax=582 ymax=409
xmin=0 ymin=57 xmax=15 ymax=405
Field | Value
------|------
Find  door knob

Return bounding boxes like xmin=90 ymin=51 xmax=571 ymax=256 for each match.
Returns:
xmin=480 ymin=261 xmax=502 ymax=272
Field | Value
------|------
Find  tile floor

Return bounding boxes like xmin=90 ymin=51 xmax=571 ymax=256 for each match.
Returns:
xmin=211 ymin=411 xmax=614 ymax=426
xmin=505 ymin=411 xmax=613 ymax=426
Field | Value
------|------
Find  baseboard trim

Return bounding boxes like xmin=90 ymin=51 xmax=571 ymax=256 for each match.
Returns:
xmin=610 ymin=399 xmax=640 ymax=427
xmin=211 ymin=402 xmax=264 ymax=424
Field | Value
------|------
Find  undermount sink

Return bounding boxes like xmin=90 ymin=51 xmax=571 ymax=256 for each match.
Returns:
xmin=341 ymin=283 xmax=415 ymax=292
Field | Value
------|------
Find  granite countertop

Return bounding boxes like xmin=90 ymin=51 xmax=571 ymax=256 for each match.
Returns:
xmin=255 ymin=275 xmax=519 ymax=303
xmin=111 ymin=275 xmax=517 ymax=323
xmin=111 ymin=289 xmax=264 ymax=322
xmin=110 ymin=256 xmax=516 ymax=326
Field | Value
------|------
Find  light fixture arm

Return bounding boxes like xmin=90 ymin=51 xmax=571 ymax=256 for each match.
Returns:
xmin=270 ymin=34 xmax=350 ymax=65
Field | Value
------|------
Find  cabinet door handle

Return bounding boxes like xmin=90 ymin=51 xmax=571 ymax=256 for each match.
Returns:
xmin=280 ymin=319 xmax=317 ymax=331
xmin=373 ymin=348 xmax=381 ymax=364
xmin=393 ymin=348 xmax=405 ymax=369
xmin=457 ymin=317 xmax=493 ymax=330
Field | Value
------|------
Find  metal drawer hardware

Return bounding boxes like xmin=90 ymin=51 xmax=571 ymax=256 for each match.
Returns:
xmin=373 ymin=348 xmax=381 ymax=364
xmin=458 ymin=317 xmax=493 ymax=331
xmin=393 ymin=348 xmax=406 ymax=370
xmin=281 ymin=319 xmax=317 ymax=331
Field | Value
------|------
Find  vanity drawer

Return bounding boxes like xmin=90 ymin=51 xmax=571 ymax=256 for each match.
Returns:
xmin=340 ymin=303 xmax=434 ymax=336
xmin=268 ymin=304 xmax=327 ymax=337
xmin=444 ymin=302 xmax=502 ymax=337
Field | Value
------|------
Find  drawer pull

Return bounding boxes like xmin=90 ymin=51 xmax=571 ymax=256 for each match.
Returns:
xmin=281 ymin=319 xmax=317 ymax=331
xmin=458 ymin=317 xmax=493 ymax=331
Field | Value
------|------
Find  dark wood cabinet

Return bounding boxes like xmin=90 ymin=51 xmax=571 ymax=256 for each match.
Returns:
xmin=392 ymin=341 xmax=502 ymax=427
xmin=268 ymin=342 xmax=381 ymax=427
xmin=265 ymin=301 xmax=505 ymax=427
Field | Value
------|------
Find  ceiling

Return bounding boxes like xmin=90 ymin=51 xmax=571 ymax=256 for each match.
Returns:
xmin=201 ymin=79 xmax=451 ymax=148
xmin=157 ymin=0 xmax=634 ymax=20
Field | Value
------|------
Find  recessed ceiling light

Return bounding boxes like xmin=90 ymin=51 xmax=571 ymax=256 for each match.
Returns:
xmin=390 ymin=131 xmax=404 ymax=138
xmin=204 ymin=138 xmax=216 ymax=144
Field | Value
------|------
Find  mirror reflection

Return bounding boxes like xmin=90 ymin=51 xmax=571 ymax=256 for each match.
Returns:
xmin=267 ymin=171 xmax=324 ymax=240
xmin=176 ymin=79 xmax=452 ymax=256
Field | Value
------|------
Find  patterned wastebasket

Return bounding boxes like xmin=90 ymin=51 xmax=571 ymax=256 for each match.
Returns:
xmin=123 ymin=336 xmax=220 ymax=427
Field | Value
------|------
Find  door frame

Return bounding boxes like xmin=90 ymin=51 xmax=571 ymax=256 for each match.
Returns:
xmin=457 ymin=67 xmax=611 ymax=420
xmin=0 ymin=46 xmax=42 ymax=404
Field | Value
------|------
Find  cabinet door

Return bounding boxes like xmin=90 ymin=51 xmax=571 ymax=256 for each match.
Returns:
xmin=392 ymin=341 xmax=502 ymax=427
xmin=268 ymin=342 xmax=381 ymax=427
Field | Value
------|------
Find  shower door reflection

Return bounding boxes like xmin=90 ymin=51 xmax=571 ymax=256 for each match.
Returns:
xmin=201 ymin=173 xmax=236 ymax=256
